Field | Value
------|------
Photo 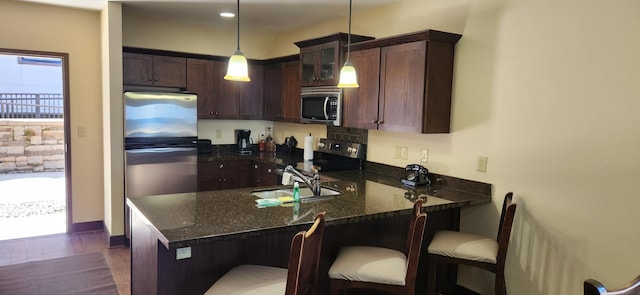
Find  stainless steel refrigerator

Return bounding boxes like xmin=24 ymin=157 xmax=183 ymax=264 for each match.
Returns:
xmin=124 ymin=91 xmax=198 ymax=238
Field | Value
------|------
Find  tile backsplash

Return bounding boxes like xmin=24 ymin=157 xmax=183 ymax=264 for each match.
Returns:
xmin=327 ymin=126 xmax=368 ymax=144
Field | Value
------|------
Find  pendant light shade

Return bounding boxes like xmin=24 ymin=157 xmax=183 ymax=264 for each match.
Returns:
xmin=225 ymin=50 xmax=250 ymax=82
xmin=337 ymin=0 xmax=358 ymax=88
xmin=225 ymin=0 xmax=250 ymax=82
xmin=337 ymin=61 xmax=359 ymax=88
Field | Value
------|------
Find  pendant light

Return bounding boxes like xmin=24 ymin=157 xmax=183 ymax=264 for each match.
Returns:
xmin=224 ymin=0 xmax=250 ymax=82
xmin=337 ymin=0 xmax=358 ymax=88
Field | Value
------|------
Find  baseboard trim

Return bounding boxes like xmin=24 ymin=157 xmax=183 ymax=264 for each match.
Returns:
xmin=108 ymin=235 xmax=126 ymax=247
xmin=70 ymin=220 xmax=103 ymax=233
xmin=101 ymin=221 xmax=127 ymax=248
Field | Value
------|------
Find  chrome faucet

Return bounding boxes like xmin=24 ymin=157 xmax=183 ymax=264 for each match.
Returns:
xmin=283 ymin=165 xmax=322 ymax=197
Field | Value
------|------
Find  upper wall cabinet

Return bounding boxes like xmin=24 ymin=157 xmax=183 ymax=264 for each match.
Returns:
xmin=295 ymin=33 xmax=374 ymax=87
xmin=342 ymin=30 xmax=462 ymax=134
xmin=123 ymin=52 xmax=186 ymax=88
xmin=238 ymin=64 xmax=265 ymax=119
xmin=187 ymin=58 xmax=264 ymax=120
xmin=281 ymin=60 xmax=301 ymax=120
xmin=342 ymin=48 xmax=381 ymax=130
xmin=263 ymin=55 xmax=301 ymax=122
xmin=186 ymin=58 xmax=215 ymax=119
xmin=263 ymin=62 xmax=283 ymax=119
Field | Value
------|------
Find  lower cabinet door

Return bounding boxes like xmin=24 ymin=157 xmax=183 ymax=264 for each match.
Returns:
xmin=197 ymin=160 xmax=250 ymax=191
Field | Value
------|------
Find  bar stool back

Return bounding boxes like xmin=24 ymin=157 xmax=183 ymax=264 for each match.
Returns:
xmin=427 ymin=192 xmax=516 ymax=295
xmin=204 ymin=212 xmax=326 ymax=295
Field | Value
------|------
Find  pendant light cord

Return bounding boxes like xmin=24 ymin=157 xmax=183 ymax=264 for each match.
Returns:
xmin=346 ymin=0 xmax=352 ymax=61
xmin=236 ymin=0 xmax=240 ymax=51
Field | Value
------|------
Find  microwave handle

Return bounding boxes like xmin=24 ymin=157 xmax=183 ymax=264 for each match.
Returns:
xmin=323 ymin=96 xmax=329 ymax=119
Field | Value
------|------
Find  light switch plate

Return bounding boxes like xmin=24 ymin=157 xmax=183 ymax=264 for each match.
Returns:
xmin=477 ymin=156 xmax=488 ymax=172
xmin=77 ymin=126 xmax=87 ymax=137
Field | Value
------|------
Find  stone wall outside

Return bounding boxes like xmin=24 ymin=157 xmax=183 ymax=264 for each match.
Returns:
xmin=0 ymin=119 xmax=64 ymax=173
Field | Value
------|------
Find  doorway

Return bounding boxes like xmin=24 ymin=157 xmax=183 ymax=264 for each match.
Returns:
xmin=0 ymin=49 xmax=71 ymax=240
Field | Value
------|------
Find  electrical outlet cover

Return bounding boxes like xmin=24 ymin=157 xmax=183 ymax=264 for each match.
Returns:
xmin=176 ymin=247 xmax=191 ymax=260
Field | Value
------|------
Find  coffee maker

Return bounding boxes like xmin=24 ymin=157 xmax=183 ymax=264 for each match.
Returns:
xmin=235 ymin=129 xmax=252 ymax=155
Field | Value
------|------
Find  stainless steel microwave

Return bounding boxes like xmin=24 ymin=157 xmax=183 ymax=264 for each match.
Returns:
xmin=300 ymin=87 xmax=342 ymax=126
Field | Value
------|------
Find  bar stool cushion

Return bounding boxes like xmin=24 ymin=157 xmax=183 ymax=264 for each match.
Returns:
xmin=204 ymin=264 xmax=287 ymax=295
xmin=328 ymin=245 xmax=408 ymax=286
xmin=428 ymin=230 xmax=498 ymax=263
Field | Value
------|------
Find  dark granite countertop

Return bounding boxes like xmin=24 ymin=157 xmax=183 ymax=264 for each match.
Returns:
xmin=197 ymin=144 xmax=304 ymax=168
xmin=127 ymin=162 xmax=491 ymax=249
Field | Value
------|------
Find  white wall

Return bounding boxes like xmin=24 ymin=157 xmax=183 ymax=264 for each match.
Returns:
xmin=197 ymin=120 xmax=327 ymax=151
xmin=472 ymin=1 xmax=640 ymax=293
xmin=101 ymin=2 xmax=124 ymax=237
xmin=0 ymin=1 xmax=104 ymax=224
xmin=122 ymin=7 xmax=276 ymax=59
xmin=198 ymin=120 xmax=274 ymax=145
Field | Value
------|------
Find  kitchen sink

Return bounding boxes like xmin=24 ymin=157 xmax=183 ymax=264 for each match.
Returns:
xmin=251 ymin=189 xmax=293 ymax=199
xmin=252 ymin=186 xmax=341 ymax=199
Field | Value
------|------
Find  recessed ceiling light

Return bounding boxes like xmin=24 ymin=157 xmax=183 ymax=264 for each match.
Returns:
xmin=220 ymin=12 xmax=235 ymax=18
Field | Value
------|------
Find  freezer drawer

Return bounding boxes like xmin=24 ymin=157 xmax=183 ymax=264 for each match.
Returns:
xmin=125 ymin=147 xmax=197 ymax=198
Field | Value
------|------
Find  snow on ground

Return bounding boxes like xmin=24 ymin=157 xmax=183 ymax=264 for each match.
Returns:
xmin=0 ymin=172 xmax=66 ymax=240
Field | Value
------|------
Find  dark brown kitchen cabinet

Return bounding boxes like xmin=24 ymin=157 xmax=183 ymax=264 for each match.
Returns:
xmin=342 ymin=48 xmax=381 ymax=129
xmin=239 ymin=65 xmax=264 ymax=119
xmin=186 ymin=58 xmax=215 ymax=119
xmin=378 ymin=41 xmax=427 ymax=133
xmin=206 ymin=60 xmax=264 ymax=119
xmin=263 ymin=56 xmax=300 ymax=121
xmin=342 ymin=30 xmax=461 ymax=133
xmin=251 ymin=161 xmax=278 ymax=187
xmin=299 ymin=41 xmax=339 ymax=87
xmin=198 ymin=159 xmax=251 ymax=191
xmin=123 ymin=52 xmax=186 ymax=88
xmin=263 ymin=63 xmax=283 ymax=119
xmin=295 ymin=33 xmax=374 ymax=87
xmin=281 ymin=60 xmax=301 ymax=120
xmin=210 ymin=60 xmax=239 ymax=118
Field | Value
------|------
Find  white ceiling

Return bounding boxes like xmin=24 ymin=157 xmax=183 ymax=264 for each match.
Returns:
xmin=19 ymin=0 xmax=399 ymax=34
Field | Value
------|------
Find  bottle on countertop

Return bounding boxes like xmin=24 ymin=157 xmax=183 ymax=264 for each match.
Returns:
xmin=259 ymin=134 xmax=266 ymax=152
xmin=266 ymin=128 xmax=275 ymax=153
xmin=293 ymin=181 xmax=300 ymax=203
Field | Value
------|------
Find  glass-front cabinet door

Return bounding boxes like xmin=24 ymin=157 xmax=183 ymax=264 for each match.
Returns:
xmin=319 ymin=41 xmax=338 ymax=82
xmin=300 ymin=41 xmax=340 ymax=87
xmin=300 ymin=46 xmax=318 ymax=86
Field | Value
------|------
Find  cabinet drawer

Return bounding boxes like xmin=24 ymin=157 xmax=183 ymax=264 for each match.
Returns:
xmin=252 ymin=161 xmax=278 ymax=187
xmin=198 ymin=160 xmax=251 ymax=191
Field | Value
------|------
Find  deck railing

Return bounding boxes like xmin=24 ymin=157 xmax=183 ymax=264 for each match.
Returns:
xmin=0 ymin=93 xmax=63 ymax=118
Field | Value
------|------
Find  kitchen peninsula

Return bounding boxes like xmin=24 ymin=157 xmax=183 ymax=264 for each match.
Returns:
xmin=127 ymin=162 xmax=491 ymax=295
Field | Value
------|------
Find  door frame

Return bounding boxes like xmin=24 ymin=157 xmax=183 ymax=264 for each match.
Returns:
xmin=0 ymin=48 xmax=72 ymax=234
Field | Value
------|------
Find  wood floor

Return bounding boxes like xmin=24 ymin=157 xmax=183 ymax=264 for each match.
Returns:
xmin=0 ymin=231 xmax=130 ymax=295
